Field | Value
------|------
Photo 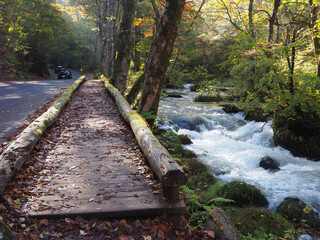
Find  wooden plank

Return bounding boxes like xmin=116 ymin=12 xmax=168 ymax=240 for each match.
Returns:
xmin=20 ymin=80 xmax=186 ymax=220
xmin=27 ymin=199 xmax=186 ymax=219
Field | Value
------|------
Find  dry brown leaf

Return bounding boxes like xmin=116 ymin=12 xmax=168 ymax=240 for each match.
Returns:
xmin=204 ymin=230 xmax=215 ymax=239
xmin=38 ymin=219 xmax=49 ymax=227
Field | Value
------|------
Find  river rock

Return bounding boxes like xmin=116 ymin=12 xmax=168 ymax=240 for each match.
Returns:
xmin=221 ymin=104 xmax=240 ymax=114
xmin=166 ymin=93 xmax=183 ymax=98
xmin=276 ymin=197 xmax=320 ymax=230
xmin=259 ymin=157 xmax=280 ymax=171
xmin=204 ymin=208 xmax=240 ymax=240
xmin=179 ymin=134 xmax=192 ymax=144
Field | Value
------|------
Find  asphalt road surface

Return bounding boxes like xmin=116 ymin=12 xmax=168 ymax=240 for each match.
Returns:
xmin=0 ymin=70 xmax=82 ymax=145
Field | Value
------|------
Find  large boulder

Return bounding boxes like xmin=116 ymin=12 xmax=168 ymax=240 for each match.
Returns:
xmin=216 ymin=181 xmax=268 ymax=207
xmin=204 ymin=208 xmax=240 ymax=240
xmin=276 ymin=197 xmax=320 ymax=230
xmin=178 ymin=134 xmax=192 ymax=144
xmin=221 ymin=104 xmax=240 ymax=114
xmin=273 ymin=117 xmax=320 ymax=161
xmin=259 ymin=157 xmax=280 ymax=171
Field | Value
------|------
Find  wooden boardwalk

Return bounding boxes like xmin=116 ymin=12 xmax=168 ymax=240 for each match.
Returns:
xmin=20 ymin=80 xmax=185 ymax=219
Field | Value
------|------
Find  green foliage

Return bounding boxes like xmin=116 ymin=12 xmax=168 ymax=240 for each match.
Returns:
xmin=216 ymin=181 xmax=268 ymax=207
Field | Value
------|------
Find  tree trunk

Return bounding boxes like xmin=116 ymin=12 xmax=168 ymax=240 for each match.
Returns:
xmin=268 ymin=0 xmax=281 ymax=43
xmin=309 ymin=0 xmax=320 ymax=76
xmin=98 ymin=0 xmax=117 ymax=77
xmin=288 ymin=28 xmax=296 ymax=95
xmin=110 ymin=0 xmax=137 ymax=94
xmin=134 ymin=27 xmax=142 ymax=72
xmin=248 ymin=0 xmax=255 ymax=39
xmin=138 ymin=0 xmax=186 ymax=127
xmin=126 ymin=72 xmax=145 ymax=105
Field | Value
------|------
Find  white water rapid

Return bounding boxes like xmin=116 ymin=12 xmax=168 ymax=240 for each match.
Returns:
xmin=158 ymin=85 xmax=320 ymax=212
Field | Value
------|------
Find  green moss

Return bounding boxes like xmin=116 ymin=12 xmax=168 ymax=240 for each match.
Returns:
xmin=194 ymin=94 xmax=223 ymax=102
xmin=216 ymin=181 xmax=268 ymax=207
xmin=226 ymin=207 xmax=293 ymax=238
xmin=276 ymin=197 xmax=320 ymax=229
xmin=0 ymin=217 xmax=17 ymax=240
xmin=129 ymin=111 xmax=149 ymax=127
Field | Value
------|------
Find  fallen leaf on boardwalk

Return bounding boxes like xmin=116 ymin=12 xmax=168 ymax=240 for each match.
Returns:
xmin=133 ymin=194 xmax=139 ymax=198
xmin=204 ymin=230 xmax=215 ymax=238
xmin=68 ymin=166 xmax=77 ymax=170
xmin=39 ymin=219 xmax=49 ymax=227
xmin=157 ymin=229 xmax=165 ymax=239
xmin=119 ymin=145 xmax=124 ymax=148
xmin=118 ymin=233 xmax=130 ymax=240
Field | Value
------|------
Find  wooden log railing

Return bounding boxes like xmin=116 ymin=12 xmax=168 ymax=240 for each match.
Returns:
xmin=101 ymin=77 xmax=187 ymax=202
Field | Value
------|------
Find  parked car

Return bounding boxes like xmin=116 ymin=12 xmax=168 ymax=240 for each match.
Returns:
xmin=58 ymin=69 xmax=72 ymax=79
xmin=54 ymin=65 xmax=64 ymax=73
xmin=48 ymin=64 xmax=54 ymax=69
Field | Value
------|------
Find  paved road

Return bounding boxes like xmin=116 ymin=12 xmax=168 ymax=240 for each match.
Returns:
xmin=0 ymin=70 xmax=82 ymax=145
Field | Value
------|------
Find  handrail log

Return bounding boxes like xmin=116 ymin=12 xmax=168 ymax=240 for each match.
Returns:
xmin=102 ymin=77 xmax=187 ymax=202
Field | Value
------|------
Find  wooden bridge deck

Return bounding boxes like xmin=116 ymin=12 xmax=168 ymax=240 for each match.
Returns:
xmin=19 ymin=80 xmax=185 ymax=219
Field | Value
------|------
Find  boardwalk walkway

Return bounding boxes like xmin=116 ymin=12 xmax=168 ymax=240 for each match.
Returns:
xmin=14 ymin=80 xmax=184 ymax=219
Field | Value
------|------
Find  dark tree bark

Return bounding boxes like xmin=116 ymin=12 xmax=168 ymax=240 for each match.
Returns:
xmin=248 ymin=0 xmax=255 ymax=39
xmin=133 ymin=27 xmax=142 ymax=72
xmin=151 ymin=0 xmax=161 ymax=33
xmin=268 ymin=0 xmax=281 ymax=43
xmin=110 ymin=0 xmax=137 ymax=94
xmin=286 ymin=27 xmax=296 ymax=95
xmin=126 ymin=72 xmax=145 ymax=105
xmin=98 ymin=0 xmax=116 ymax=77
xmin=138 ymin=0 xmax=186 ymax=127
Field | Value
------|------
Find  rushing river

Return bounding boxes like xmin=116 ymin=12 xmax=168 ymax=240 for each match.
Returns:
xmin=158 ymin=85 xmax=320 ymax=212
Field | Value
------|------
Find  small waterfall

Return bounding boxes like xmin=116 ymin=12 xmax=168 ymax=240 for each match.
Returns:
xmin=159 ymin=86 xmax=320 ymax=212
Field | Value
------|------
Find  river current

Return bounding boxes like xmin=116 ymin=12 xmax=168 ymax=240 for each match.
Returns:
xmin=158 ymin=85 xmax=320 ymax=212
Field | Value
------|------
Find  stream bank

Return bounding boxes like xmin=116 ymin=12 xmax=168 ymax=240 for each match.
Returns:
xmin=156 ymin=84 xmax=320 ymax=236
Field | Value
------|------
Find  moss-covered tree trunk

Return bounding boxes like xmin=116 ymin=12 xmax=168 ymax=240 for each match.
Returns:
xmin=110 ymin=0 xmax=137 ymax=95
xmin=138 ymin=0 xmax=186 ymax=127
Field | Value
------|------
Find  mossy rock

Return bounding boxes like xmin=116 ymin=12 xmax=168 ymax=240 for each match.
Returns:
xmin=273 ymin=121 xmax=320 ymax=161
xmin=276 ymin=197 xmax=320 ymax=230
xmin=216 ymin=181 xmax=268 ymax=207
xmin=0 ymin=218 xmax=17 ymax=240
xmin=183 ymin=158 xmax=216 ymax=190
xmin=166 ymin=93 xmax=183 ymax=98
xmin=194 ymin=94 xmax=222 ymax=102
xmin=226 ymin=207 xmax=292 ymax=238
xmin=179 ymin=134 xmax=192 ymax=144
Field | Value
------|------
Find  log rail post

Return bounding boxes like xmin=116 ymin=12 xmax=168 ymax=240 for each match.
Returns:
xmin=102 ymin=77 xmax=187 ymax=202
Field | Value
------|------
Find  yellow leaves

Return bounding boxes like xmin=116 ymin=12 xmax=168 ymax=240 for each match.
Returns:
xmin=144 ymin=31 xmax=154 ymax=38
xmin=50 ymin=3 xmax=86 ymax=22
xmin=133 ymin=18 xmax=144 ymax=27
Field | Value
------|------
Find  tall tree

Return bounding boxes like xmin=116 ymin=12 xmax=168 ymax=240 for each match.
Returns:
xmin=268 ymin=0 xmax=281 ymax=43
xmin=98 ymin=0 xmax=116 ymax=77
xmin=248 ymin=0 xmax=254 ymax=39
xmin=138 ymin=0 xmax=186 ymax=127
xmin=110 ymin=0 xmax=137 ymax=94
